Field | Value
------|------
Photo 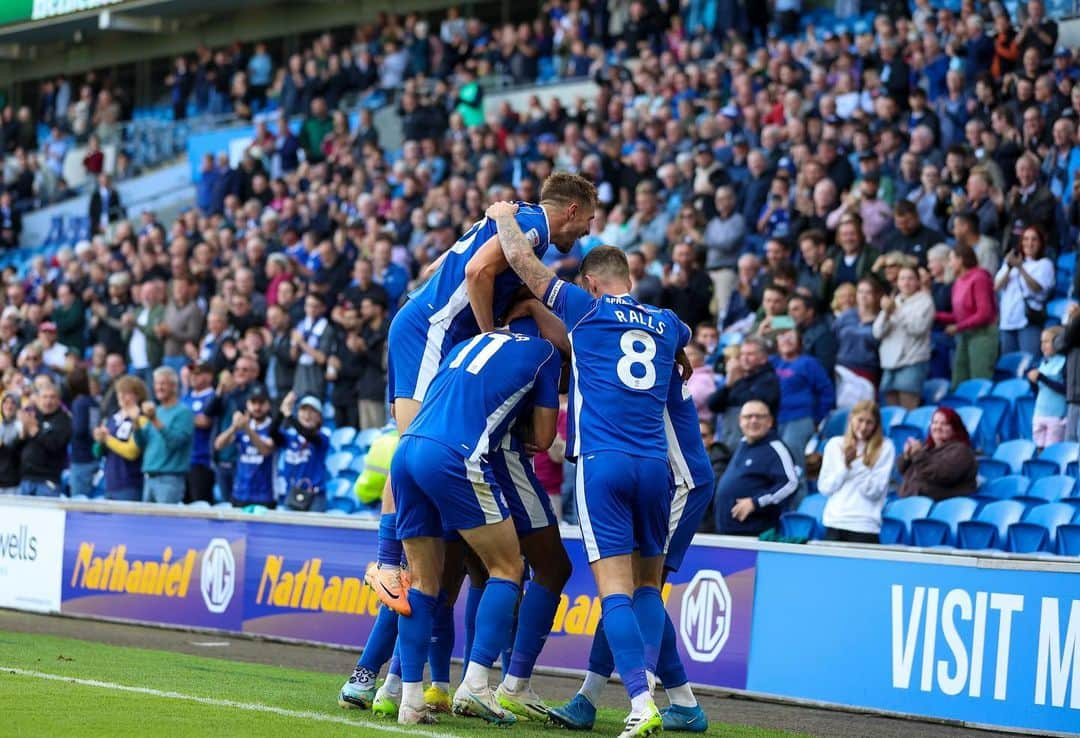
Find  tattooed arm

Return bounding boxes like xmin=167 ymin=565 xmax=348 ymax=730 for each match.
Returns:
xmin=487 ymin=201 xmax=556 ymax=300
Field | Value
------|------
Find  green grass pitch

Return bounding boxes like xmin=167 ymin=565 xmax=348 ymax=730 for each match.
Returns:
xmin=0 ymin=630 xmax=797 ymax=737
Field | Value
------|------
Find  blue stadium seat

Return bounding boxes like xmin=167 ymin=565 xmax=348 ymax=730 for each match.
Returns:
xmin=957 ymin=500 xmax=1027 ymax=549
xmin=348 ymin=456 xmax=366 ymax=475
xmin=978 ymin=458 xmax=1010 ymax=483
xmin=355 ymin=427 xmax=382 ymax=450
xmin=879 ymin=406 xmax=906 ymax=429
xmin=904 ymin=406 xmax=937 ymax=431
xmin=977 ymin=475 xmax=1030 ymax=502
xmin=1015 ymin=396 xmax=1035 ymax=442
xmin=974 ymin=396 xmax=1009 ymax=449
xmin=879 ymin=496 xmax=934 ymax=544
xmin=921 ymin=379 xmax=950 ymax=406
xmin=1007 ymin=503 xmax=1078 ymax=553
xmin=993 ymin=352 xmax=1034 ymax=381
xmin=1047 ymin=297 xmax=1072 ymax=325
xmin=327 ymin=496 xmax=357 ymax=514
xmin=953 ymin=379 xmax=994 ymax=403
xmin=910 ymin=497 xmax=979 ymax=547
xmin=326 ymin=451 xmax=354 ymax=477
xmin=331 ymin=427 xmax=357 ymax=450
xmin=328 ymin=477 xmax=354 ymax=499
xmin=991 ymin=439 xmax=1036 ymax=475
xmin=991 ymin=378 xmax=1035 ymax=439
xmin=779 ymin=494 xmax=827 ymax=540
xmin=1056 ymin=524 xmax=1080 ymax=555
xmin=1023 ymin=442 xmax=1079 ymax=479
xmin=1017 ymin=475 xmax=1075 ymax=506
xmin=821 ymin=408 xmax=849 ymax=440
xmin=1056 ymin=251 xmax=1076 ymax=277
xmin=955 ymin=406 xmax=983 ymax=442
xmin=889 ymin=425 xmax=924 ymax=456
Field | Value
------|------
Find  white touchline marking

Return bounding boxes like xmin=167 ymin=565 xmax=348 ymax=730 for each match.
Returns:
xmin=1 ymin=667 xmax=443 ymax=737
xmin=188 ymin=641 xmax=232 ymax=647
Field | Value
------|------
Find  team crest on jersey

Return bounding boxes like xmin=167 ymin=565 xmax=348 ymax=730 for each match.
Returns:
xmin=525 ymin=228 xmax=540 ymax=247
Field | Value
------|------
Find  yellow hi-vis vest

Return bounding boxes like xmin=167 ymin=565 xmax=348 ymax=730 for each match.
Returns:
xmin=353 ymin=429 xmax=398 ymax=504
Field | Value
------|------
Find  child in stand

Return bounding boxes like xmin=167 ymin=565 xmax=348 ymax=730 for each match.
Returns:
xmin=1028 ymin=326 xmax=1067 ymax=449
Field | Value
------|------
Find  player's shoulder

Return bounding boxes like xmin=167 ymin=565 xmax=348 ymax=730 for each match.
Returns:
xmin=515 ymin=202 xmax=549 ymax=242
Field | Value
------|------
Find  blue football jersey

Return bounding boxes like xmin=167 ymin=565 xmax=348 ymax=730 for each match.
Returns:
xmin=406 ymin=330 xmax=561 ymax=462
xmin=233 ymin=418 xmax=275 ymax=504
xmin=281 ymin=425 xmax=332 ymax=493
xmin=407 ymin=203 xmax=551 ymax=343
xmin=543 ymin=279 xmax=690 ymax=461
xmin=663 ymin=366 xmax=714 ymax=490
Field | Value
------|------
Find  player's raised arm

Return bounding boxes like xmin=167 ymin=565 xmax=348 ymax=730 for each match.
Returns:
xmin=488 ymin=202 xmax=556 ymax=301
xmin=463 ymin=234 xmax=509 ymax=333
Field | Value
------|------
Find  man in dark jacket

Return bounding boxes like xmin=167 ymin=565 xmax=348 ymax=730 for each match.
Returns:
xmin=788 ymin=293 xmax=838 ymax=379
xmin=1054 ymin=303 xmax=1080 ymax=442
xmin=706 ymin=337 xmax=780 ymax=451
xmin=714 ymin=400 xmax=799 ymax=535
xmin=88 ymin=173 xmax=124 ymax=235
xmin=661 ymin=242 xmax=714 ymax=330
xmin=17 ymin=381 xmax=72 ymax=496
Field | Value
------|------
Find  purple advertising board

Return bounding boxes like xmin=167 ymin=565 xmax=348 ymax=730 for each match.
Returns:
xmin=60 ymin=510 xmax=755 ymax=690
xmin=62 ymin=512 xmax=246 ymax=631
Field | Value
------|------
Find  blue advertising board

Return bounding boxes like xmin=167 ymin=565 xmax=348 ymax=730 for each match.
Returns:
xmin=748 ymin=550 xmax=1080 ymax=734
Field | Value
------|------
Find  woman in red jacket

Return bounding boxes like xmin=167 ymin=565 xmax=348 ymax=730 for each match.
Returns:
xmin=936 ymin=244 xmax=998 ymax=389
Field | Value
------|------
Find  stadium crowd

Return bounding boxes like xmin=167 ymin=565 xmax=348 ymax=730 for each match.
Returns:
xmin=0 ymin=0 xmax=1078 ymax=537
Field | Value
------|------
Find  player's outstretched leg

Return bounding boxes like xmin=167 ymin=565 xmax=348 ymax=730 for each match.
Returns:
xmin=372 ymin=647 xmax=403 ymax=718
xmin=656 ymin=613 xmax=707 ymax=732
xmin=547 ymin=619 xmax=613 ymax=730
xmin=451 ymin=519 xmax=522 ymax=726
xmin=497 ymin=525 xmax=572 ymax=720
xmin=397 ymin=536 xmax=443 ymax=725
xmin=338 ymin=604 xmax=399 ymax=709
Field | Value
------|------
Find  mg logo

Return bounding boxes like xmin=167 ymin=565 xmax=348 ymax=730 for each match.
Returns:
xmin=680 ymin=569 xmax=732 ymax=662
xmin=200 ymin=538 xmax=235 ymax=614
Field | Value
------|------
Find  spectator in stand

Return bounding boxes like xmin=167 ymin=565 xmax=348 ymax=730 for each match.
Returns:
xmin=182 ymin=362 xmax=217 ymax=503
xmin=209 ymin=354 xmax=258 ymax=501
xmin=137 ymin=366 xmax=194 ymax=504
xmin=939 ymin=244 xmax=998 ymax=388
xmin=1004 ymin=153 xmax=1058 ymax=253
xmin=93 ymin=375 xmax=147 ymax=501
xmin=272 ymin=391 xmax=331 ymax=512
xmin=771 ymin=326 xmax=835 ymax=498
xmin=53 ymin=283 xmax=86 ymax=356
xmin=661 ymin=242 xmax=714 ymax=330
xmin=874 ymin=265 xmax=934 ymax=410
xmin=713 ymin=400 xmax=799 ymax=535
xmin=82 ymin=135 xmax=104 ymax=179
xmin=994 ymin=224 xmax=1054 ymax=357
xmin=265 ymin=304 xmax=295 ymax=400
xmin=214 ymin=383 xmax=276 ymax=508
xmin=898 ymin=407 xmax=978 ymax=500
xmin=834 ymin=278 xmax=882 ymax=404
xmin=823 ymin=214 xmax=879 ymax=290
xmin=1055 ymin=303 xmax=1080 ymax=441
xmin=707 ymin=337 xmax=780 ymax=452
xmin=0 ymin=392 xmax=21 ymax=494
xmin=89 ymin=173 xmax=124 ymax=235
xmin=881 ymin=200 xmax=944 ymax=267
xmin=1028 ymin=327 xmax=1067 ymax=449
xmin=127 ymin=280 xmax=165 ymax=385
xmin=17 ymin=379 xmax=71 ymax=497
xmin=952 ymin=211 xmax=1000 ymax=276
xmin=291 ymin=292 xmax=332 ymax=402
xmin=683 ymin=342 xmax=715 ymax=424
xmin=787 ymin=293 xmax=837 ymax=379
xmin=817 ymin=400 xmax=895 ymax=543
xmin=703 ymin=185 xmax=745 ymax=319
xmin=356 ymin=294 xmax=389 ymax=430
xmin=159 ymin=275 xmax=205 ymax=374
xmin=0 ymin=191 xmax=21 ymax=247
xmin=67 ymin=367 xmax=99 ymax=497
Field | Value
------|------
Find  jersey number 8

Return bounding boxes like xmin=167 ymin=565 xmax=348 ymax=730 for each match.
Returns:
xmin=616 ymin=329 xmax=657 ymax=390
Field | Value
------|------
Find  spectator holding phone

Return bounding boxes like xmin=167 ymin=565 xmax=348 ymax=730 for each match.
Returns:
xmin=271 ymin=391 xmax=331 ymax=512
xmin=214 ymin=383 xmax=276 ymax=508
xmin=994 ymin=224 xmax=1053 ymax=356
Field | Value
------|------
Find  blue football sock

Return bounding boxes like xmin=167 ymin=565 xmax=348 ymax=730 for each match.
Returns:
xmin=469 ymin=578 xmax=521 ymax=668
xmin=389 ymin=644 xmax=401 ymax=678
xmin=462 ymin=585 xmax=483 ymax=664
xmin=601 ymin=594 xmax=649 ymax=699
xmin=587 ymin=620 xmax=615 ymax=677
xmin=357 ymin=604 xmax=399 ymax=672
xmin=428 ymin=591 xmax=455 ymax=685
xmin=377 ymin=513 xmax=403 ymax=568
xmin=398 ymin=589 xmax=436 ymax=683
xmin=632 ymin=586 xmax=666 ymax=673
xmin=508 ymin=582 xmax=560 ymax=679
xmin=655 ymin=612 xmax=688 ymax=689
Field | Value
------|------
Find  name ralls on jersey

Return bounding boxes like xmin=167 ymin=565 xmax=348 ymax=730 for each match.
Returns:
xmin=612 ymin=305 xmax=669 ymax=334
